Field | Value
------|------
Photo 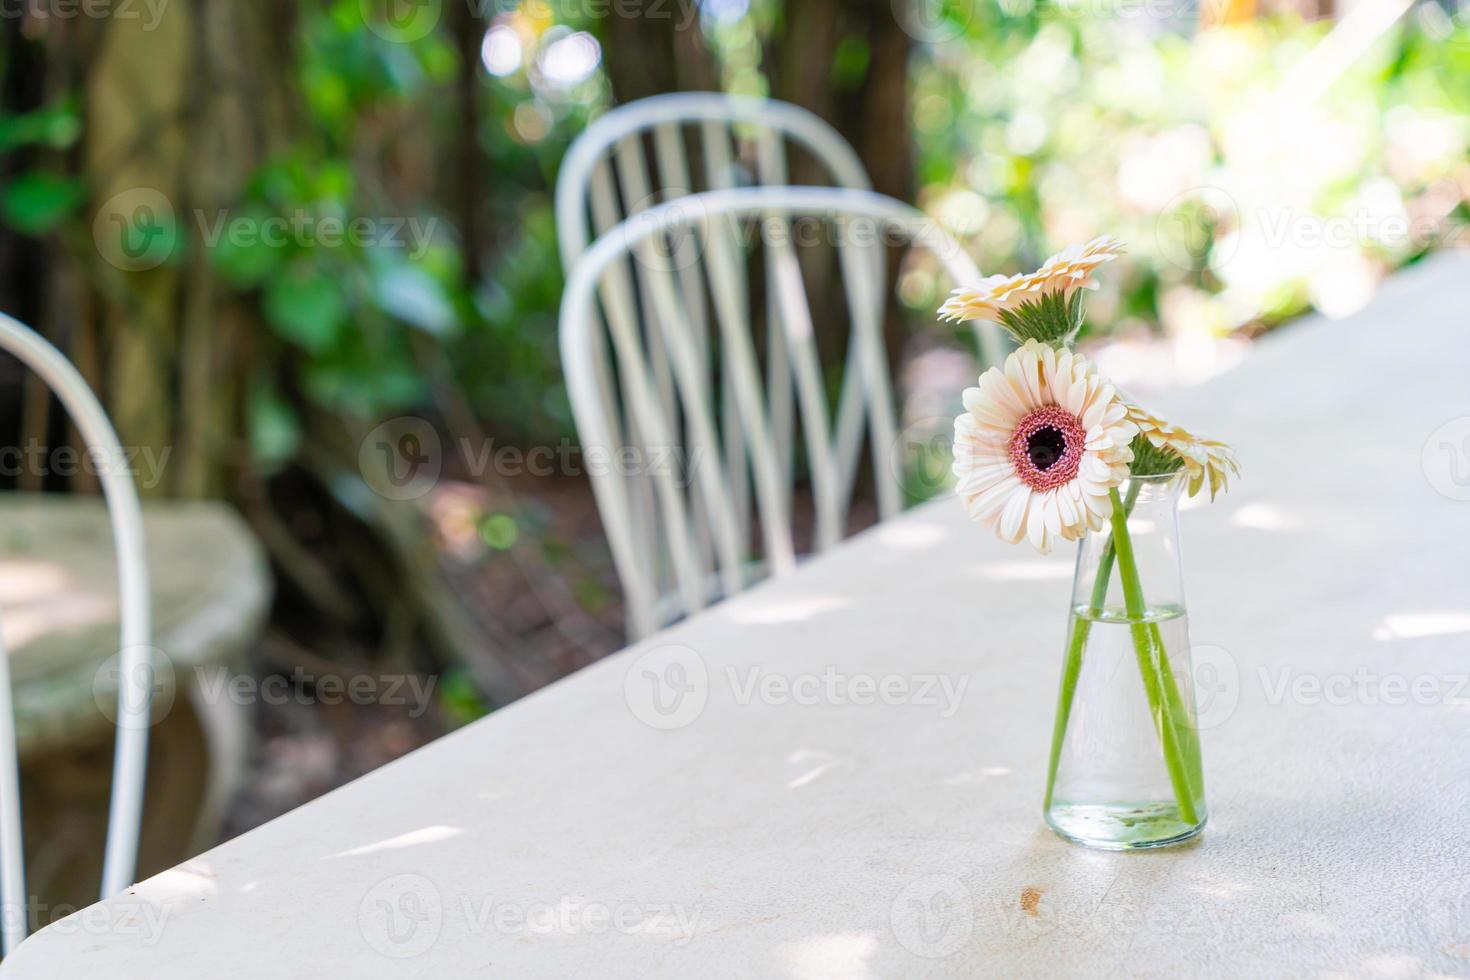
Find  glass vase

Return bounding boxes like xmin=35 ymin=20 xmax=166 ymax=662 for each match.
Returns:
xmin=1042 ymin=472 xmax=1207 ymax=849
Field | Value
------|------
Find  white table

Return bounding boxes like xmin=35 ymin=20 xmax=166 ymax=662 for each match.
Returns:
xmin=7 ymin=253 xmax=1470 ymax=978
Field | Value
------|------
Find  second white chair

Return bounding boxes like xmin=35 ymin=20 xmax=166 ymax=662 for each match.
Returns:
xmin=559 ymin=187 xmax=1002 ymax=638
xmin=555 ymin=93 xmax=883 ymax=629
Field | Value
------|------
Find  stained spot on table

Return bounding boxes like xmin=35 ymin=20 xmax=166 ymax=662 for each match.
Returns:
xmin=1020 ymin=886 xmax=1044 ymax=916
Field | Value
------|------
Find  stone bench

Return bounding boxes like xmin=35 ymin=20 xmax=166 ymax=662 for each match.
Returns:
xmin=2 ymin=493 xmax=271 ymax=910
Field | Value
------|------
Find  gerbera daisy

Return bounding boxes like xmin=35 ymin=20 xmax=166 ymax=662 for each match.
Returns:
xmin=939 ymin=237 xmax=1127 ymax=346
xmin=938 ymin=270 xmax=1050 ymax=324
xmin=1032 ymin=236 xmax=1127 ymax=293
xmin=1125 ymin=403 xmax=1240 ymax=500
xmin=953 ymin=340 xmax=1137 ymax=553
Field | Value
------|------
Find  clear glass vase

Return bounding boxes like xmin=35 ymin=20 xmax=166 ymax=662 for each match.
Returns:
xmin=1043 ymin=472 xmax=1207 ymax=849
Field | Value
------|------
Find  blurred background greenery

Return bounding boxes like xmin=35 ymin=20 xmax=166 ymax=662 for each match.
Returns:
xmin=0 ymin=0 xmax=1466 ymax=898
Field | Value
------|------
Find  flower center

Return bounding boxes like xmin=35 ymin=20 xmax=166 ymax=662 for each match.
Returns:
xmin=1008 ymin=406 xmax=1086 ymax=492
xmin=1027 ymin=427 xmax=1067 ymax=472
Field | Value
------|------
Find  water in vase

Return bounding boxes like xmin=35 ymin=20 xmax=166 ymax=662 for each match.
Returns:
xmin=1045 ymin=602 xmax=1206 ymax=849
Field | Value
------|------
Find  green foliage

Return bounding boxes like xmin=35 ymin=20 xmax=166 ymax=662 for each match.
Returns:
xmin=218 ymin=0 xmax=602 ymax=448
xmin=911 ymin=10 xmax=1470 ymax=340
xmin=0 ymin=100 xmax=81 ymax=153
xmin=480 ymin=513 xmax=519 ymax=551
xmin=832 ymin=35 xmax=871 ymax=89
xmin=374 ymin=263 xmax=457 ymax=337
xmin=437 ymin=667 xmax=492 ymax=727
xmin=247 ymin=380 xmax=303 ymax=471
xmin=0 ymin=101 xmax=86 ymax=237
xmin=0 ymin=172 xmax=86 ymax=235
xmin=211 ymin=210 xmax=288 ymax=288
xmin=263 ymin=265 xmax=349 ymax=353
xmin=10 ymin=0 xmax=1464 ymax=478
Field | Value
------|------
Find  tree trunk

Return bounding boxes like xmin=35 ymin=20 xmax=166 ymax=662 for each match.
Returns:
xmin=766 ymin=0 xmax=915 ymax=371
xmin=4 ymin=1 xmax=539 ymax=704
xmin=597 ymin=1 xmax=718 ymax=104
xmin=451 ymin=0 xmax=486 ymax=282
xmin=76 ymin=0 xmax=297 ymax=498
xmin=767 ymin=0 xmax=914 ymax=202
xmin=1 ymin=22 xmax=57 ymax=486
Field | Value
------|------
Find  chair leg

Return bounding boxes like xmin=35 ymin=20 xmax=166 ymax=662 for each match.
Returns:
xmin=184 ymin=667 xmax=252 ymax=856
xmin=0 ymin=621 xmax=28 ymax=954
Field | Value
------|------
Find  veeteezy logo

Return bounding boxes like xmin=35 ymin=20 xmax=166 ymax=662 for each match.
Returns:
xmin=195 ymin=210 xmax=439 ymax=260
xmin=0 ymin=0 xmax=170 ymax=30
xmin=623 ymin=648 xmax=970 ymax=730
xmin=726 ymin=666 xmax=969 ymax=717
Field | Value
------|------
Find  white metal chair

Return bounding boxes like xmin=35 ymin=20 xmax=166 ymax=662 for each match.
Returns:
xmin=0 ymin=313 xmax=151 ymax=954
xmin=556 ymin=95 xmax=886 ymax=625
xmin=555 ymin=92 xmax=875 ymax=268
xmin=559 ymin=186 xmax=1004 ymax=638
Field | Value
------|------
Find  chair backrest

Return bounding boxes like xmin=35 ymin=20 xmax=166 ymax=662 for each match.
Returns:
xmin=558 ymin=186 xmax=1004 ymax=638
xmin=556 ymin=94 xmax=889 ymax=636
xmin=555 ymin=92 xmax=873 ymax=269
xmin=0 ymin=313 xmax=151 ymax=954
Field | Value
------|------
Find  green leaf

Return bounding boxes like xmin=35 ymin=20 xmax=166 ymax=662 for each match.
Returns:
xmin=209 ymin=208 xmax=287 ymax=287
xmin=832 ymin=35 xmax=871 ymax=89
xmin=369 ymin=365 xmax=426 ymax=408
xmin=437 ymin=668 xmax=491 ymax=728
xmin=0 ymin=102 xmax=82 ymax=153
xmin=373 ymin=264 xmax=455 ymax=335
xmin=246 ymin=381 xmax=301 ymax=469
xmin=479 ymin=513 xmax=519 ymax=551
xmin=0 ymin=173 xmax=87 ymax=235
xmin=263 ymin=268 xmax=348 ymax=352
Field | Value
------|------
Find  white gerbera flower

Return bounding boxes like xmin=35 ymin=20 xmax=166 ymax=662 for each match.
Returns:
xmin=1125 ymin=403 xmax=1240 ymax=500
xmin=938 ymin=237 xmax=1125 ymax=325
xmin=938 ymin=270 xmax=1047 ymax=323
xmin=1032 ymin=235 xmax=1126 ymax=295
xmin=953 ymin=340 xmax=1137 ymax=553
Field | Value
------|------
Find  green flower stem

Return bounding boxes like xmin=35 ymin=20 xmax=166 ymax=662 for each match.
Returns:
xmin=1107 ymin=487 xmax=1199 ymax=824
xmin=1131 ymin=615 xmax=1203 ymax=802
xmin=1043 ymin=617 xmax=1088 ymax=811
xmin=1042 ymin=481 xmax=1141 ymax=810
xmin=1151 ymin=623 xmax=1204 ymax=793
